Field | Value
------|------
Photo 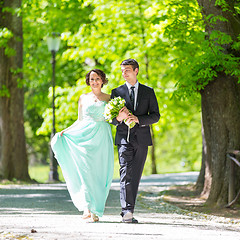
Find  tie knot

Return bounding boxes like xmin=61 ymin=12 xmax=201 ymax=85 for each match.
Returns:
xmin=131 ymin=86 xmax=135 ymax=90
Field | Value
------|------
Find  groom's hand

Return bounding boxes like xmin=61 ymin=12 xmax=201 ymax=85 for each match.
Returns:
xmin=116 ymin=107 xmax=129 ymax=122
xmin=126 ymin=114 xmax=139 ymax=124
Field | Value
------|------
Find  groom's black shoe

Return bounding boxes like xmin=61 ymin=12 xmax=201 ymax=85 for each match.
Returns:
xmin=122 ymin=217 xmax=138 ymax=223
xmin=122 ymin=212 xmax=138 ymax=223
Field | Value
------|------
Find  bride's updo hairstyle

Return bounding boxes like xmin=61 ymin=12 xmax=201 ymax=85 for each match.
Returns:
xmin=86 ymin=69 xmax=108 ymax=88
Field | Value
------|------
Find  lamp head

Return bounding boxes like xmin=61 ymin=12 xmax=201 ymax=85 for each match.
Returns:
xmin=47 ymin=32 xmax=61 ymax=52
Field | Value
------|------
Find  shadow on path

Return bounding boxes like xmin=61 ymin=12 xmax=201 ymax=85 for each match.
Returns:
xmin=0 ymin=172 xmax=198 ymax=216
xmin=1 ymin=172 xmax=240 ymax=240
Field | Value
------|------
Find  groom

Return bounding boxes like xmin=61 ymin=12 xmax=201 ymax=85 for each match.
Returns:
xmin=111 ymin=59 xmax=160 ymax=223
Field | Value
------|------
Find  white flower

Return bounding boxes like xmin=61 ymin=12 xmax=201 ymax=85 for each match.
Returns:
xmin=104 ymin=96 xmax=129 ymax=124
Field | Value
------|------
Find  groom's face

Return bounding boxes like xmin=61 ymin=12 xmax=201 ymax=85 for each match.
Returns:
xmin=121 ymin=65 xmax=138 ymax=83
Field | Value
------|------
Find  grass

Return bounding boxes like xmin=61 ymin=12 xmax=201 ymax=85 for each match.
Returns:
xmin=28 ymin=145 xmax=200 ymax=183
xmin=29 ymin=165 xmax=65 ymax=183
xmin=29 ymin=158 xmax=198 ymax=184
xmin=29 ymin=162 xmax=120 ymax=183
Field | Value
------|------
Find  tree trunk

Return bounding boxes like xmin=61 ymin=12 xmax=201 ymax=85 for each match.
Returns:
xmin=197 ymin=0 xmax=240 ymax=205
xmin=201 ymin=75 xmax=240 ymax=205
xmin=0 ymin=118 xmax=1 ymax=172
xmin=150 ymin=125 xmax=157 ymax=174
xmin=0 ymin=0 xmax=30 ymax=180
xmin=195 ymin=120 xmax=206 ymax=194
xmin=138 ymin=1 xmax=158 ymax=174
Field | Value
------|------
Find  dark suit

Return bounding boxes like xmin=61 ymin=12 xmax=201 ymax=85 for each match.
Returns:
xmin=111 ymin=83 xmax=160 ymax=216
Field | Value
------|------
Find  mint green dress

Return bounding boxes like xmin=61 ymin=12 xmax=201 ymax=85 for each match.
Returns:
xmin=51 ymin=100 xmax=114 ymax=217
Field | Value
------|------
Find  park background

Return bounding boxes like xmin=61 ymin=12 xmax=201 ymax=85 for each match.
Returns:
xmin=23 ymin=0 xmax=204 ymax=179
xmin=1 ymin=0 xmax=240 ymax=207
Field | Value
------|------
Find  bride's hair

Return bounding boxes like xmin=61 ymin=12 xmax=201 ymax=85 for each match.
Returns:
xmin=86 ymin=69 xmax=108 ymax=88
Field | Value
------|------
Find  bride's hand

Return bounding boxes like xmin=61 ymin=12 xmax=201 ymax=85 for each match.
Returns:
xmin=60 ymin=131 xmax=64 ymax=136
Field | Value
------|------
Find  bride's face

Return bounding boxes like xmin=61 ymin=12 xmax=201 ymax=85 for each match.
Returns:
xmin=89 ymin=72 xmax=103 ymax=89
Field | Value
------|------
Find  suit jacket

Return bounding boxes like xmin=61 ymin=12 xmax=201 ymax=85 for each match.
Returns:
xmin=111 ymin=83 xmax=160 ymax=146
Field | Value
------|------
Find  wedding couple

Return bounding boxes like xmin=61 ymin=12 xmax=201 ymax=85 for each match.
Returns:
xmin=51 ymin=59 xmax=160 ymax=223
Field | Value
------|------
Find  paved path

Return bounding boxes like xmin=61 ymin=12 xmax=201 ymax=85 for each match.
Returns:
xmin=0 ymin=172 xmax=239 ymax=240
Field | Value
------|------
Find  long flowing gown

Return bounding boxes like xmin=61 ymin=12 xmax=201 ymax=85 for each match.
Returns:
xmin=51 ymin=99 xmax=114 ymax=217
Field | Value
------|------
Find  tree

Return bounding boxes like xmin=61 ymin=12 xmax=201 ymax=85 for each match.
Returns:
xmin=136 ymin=0 xmax=240 ymax=205
xmin=196 ymin=0 xmax=240 ymax=205
xmin=0 ymin=0 xmax=30 ymax=180
xmin=36 ymin=0 xmax=202 ymax=177
xmin=22 ymin=0 xmax=94 ymax=165
xmin=164 ymin=0 xmax=240 ymax=205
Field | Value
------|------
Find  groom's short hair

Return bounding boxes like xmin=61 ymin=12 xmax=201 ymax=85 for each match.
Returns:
xmin=120 ymin=59 xmax=139 ymax=71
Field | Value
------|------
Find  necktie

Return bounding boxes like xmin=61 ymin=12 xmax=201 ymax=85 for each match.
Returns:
xmin=130 ymin=86 xmax=135 ymax=108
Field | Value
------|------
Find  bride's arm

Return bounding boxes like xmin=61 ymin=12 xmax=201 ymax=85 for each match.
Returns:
xmin=77 ymin=95 xmax=83 ymax=121
xmin=60 ymin=96 xmax=83 ymax=136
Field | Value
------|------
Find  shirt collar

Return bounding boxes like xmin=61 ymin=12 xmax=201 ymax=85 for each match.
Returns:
xmin=125 ymin=81 xmax=139 ymax=90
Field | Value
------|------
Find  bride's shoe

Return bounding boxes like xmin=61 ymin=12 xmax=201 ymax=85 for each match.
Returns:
xmin=82 ymin=209 xmax=91 ymax=219
xmin=90 ymin=213 xmax=99 ymax=222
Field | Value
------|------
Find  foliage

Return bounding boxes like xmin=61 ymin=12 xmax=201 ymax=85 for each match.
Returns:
xmin=0 ymin=27 xmax=15 ymax=57
xmin=22 ymin=0 xmax=94 ymax=163
xmin=22 ymin=0 xmax=205 ymax=173
xmin=37 ymin=81 xmax=88 ymax=135
xmin=170 ymin=2 xmax=240 ymax=98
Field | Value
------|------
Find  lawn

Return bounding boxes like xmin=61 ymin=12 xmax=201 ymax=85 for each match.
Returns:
xmin=29 ymin=161 xmax=121 ymax=183
xmin=29 ymin=165 xmax=65 ymax=183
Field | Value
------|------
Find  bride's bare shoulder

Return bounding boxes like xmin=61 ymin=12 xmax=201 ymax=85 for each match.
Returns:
xmin=80 ymin=93 xmax=91 ymax=100
xmin=102 ymin=93 xmax=111 ymax=102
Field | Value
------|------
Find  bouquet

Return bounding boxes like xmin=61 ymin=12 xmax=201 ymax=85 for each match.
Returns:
xmin=104 ymin=96 xmax=135 ymax=128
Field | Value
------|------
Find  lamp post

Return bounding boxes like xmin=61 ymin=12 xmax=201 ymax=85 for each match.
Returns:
xmin=47 ymin=32 xmax=61 ymax=181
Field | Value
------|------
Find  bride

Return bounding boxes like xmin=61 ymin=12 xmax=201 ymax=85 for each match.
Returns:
xmin=51 ymin=69 xmax=114 ymax=222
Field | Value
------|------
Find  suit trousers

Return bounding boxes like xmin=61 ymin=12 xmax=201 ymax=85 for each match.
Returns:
xmin=117 ymin=135 xmax=148 ymax=216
